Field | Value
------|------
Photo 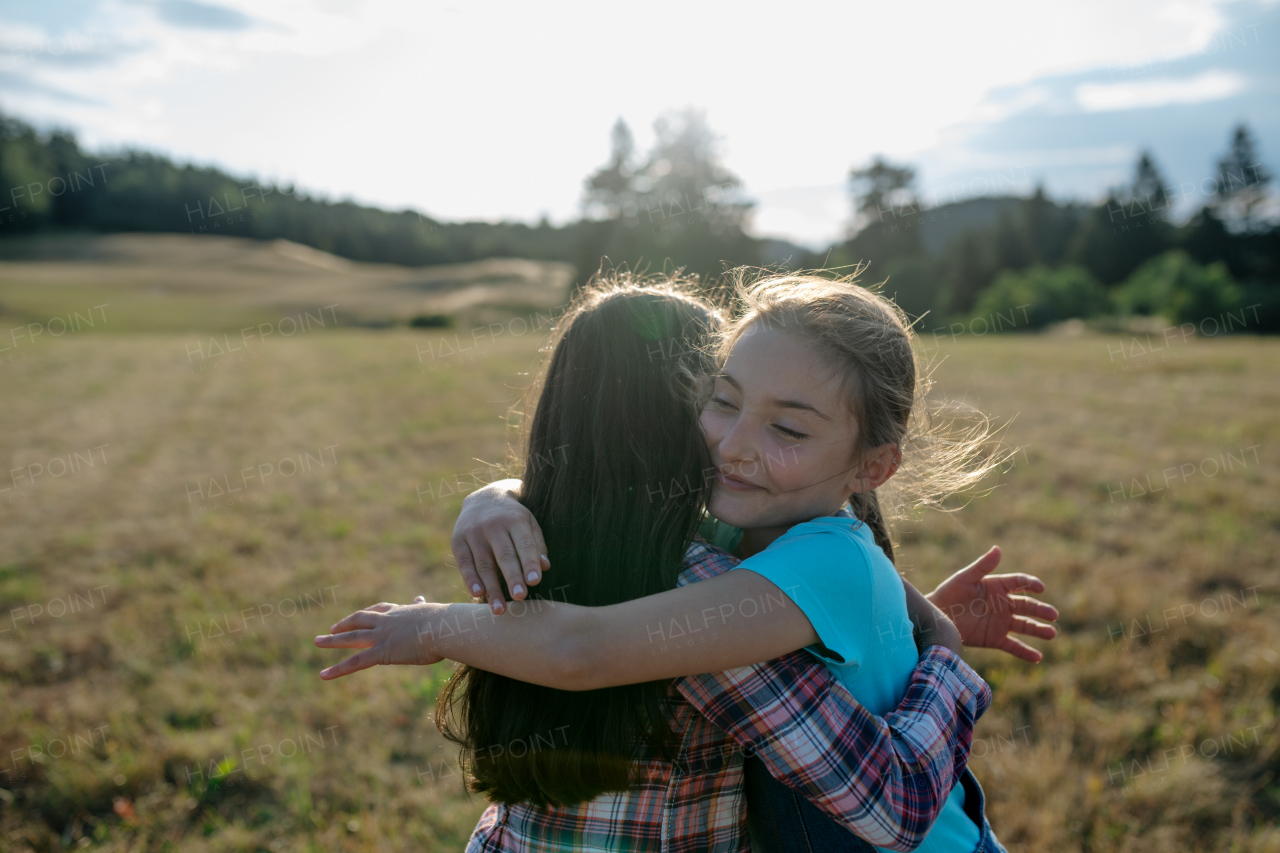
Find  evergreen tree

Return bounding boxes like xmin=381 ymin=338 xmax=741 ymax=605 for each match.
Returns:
xmin=1181 ymin=205 xmax=1236 ymax=274
xmin=1020 ymin=185 xmax=1077 ymax=266
xmin=841 ymin=156 xmax=923 ymax=266
xmin=1130 ymin=151 xmax=1169 ymax=212
xmin=1094 ymin=151 xmax=1178 ymax=273
xmin=939 ymin=231 xmax=994 ymax=315
xmin=572 ymin=109 xmax=758 ymax=291
xmin=639 ymin=108 xmax=750 ymax=233
xmin=582 ymin=118 xmax=636 ymax=220
xmin=848 ymin=156 xmax=917 ymax=236
xmin=1068 ymin=185 xmax=1170 ymax=287
xmin=1214 ymin=124 xmax=1272 ymax=230
xmin=991 ymin=210 xmax=1032 ymax=272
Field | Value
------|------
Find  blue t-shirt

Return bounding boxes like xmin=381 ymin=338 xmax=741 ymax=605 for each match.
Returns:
xmin=731 ymin=510 xmax=981 ymax=853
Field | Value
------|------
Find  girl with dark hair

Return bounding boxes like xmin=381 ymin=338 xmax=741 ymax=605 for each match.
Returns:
xmin=437 ymin=281 xmax=724 ymax=808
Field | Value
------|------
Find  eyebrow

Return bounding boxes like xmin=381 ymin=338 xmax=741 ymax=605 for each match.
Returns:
xmin=716 ymin=373 xmax=833 ymax=421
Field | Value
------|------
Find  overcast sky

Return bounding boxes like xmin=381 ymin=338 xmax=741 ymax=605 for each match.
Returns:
xmin=1 ymin=0 xmax=1276 ymax=248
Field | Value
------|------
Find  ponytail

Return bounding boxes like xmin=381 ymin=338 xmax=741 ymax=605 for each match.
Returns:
xmin=850 ymin=490 xmax=894 ymax=565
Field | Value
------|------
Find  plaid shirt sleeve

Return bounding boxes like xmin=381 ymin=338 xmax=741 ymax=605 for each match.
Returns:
xmin=676 ymin=646 xmax=991 ymax=852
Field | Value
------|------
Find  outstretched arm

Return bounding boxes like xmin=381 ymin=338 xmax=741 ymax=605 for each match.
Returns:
xmin=317 ymin=557 xmax=962 ymax=691
xmin=323 ymin=524 xmax=953 ymax=687
xmin=318 ymin=566 xmax=823 ymax=687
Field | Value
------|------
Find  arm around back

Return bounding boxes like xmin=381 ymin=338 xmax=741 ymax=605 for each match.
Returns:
xmin=677 ymin=646 xmax=991 ymax=851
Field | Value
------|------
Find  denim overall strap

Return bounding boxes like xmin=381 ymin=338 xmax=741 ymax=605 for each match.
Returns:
xmin=743 ymin=755 xmax=877 ymax=853
xmin=957 ymin=768 xmax=1008 ymax=853
xmin=747 ymin=756 xmax=1008 ymax=853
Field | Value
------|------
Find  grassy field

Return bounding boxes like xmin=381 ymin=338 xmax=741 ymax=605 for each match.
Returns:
xmin=0 ymin=233 xmax=572 ymax=332
xmin=0 ymin=236 xmax=1277 ymax=852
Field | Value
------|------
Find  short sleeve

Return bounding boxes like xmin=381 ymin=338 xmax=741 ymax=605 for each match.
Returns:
xmin=732 ymin=528 xmax=877 ymax=677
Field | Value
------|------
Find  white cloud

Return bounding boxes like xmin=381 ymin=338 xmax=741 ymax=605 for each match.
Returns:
xmin=1075 ymin=69 xmax=1246 ymax=112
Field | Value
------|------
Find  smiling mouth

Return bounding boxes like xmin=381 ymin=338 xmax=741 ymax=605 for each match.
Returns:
xmin=715 ymin=469 xmax=765 ymax=492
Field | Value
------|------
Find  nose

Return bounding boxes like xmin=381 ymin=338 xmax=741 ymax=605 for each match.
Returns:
xmin=716 ymin=410 xmax=758 ymax=471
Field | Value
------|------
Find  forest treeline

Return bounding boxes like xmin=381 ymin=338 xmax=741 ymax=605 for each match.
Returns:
xmin=1 ymin=108 xmax=1277 ymax=330
xmin=826 ymin=127 xmax=1279 ymax=332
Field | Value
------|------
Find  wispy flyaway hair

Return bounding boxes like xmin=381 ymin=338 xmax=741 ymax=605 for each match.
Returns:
xmin=719 ymin=268 xmax=1007 ymax=563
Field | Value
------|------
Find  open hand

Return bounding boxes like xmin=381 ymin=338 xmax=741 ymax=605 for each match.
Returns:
xmin=926 ymin=546 xmax=1059 ymax=663
xmin=314 ymin=599 xmax=445 ymax=679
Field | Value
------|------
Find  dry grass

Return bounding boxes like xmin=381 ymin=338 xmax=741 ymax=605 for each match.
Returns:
xmin=0 ymin=233 xmax=572 ymax=331
xmin=901 ymin=332 xmax=1280 ymax=852
xmin=0 ymin=324 xmax=541 ymax=852
xmin=0 ymin=239 xmax=1277 ymax=851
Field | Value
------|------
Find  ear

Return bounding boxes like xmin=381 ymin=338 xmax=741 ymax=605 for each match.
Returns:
xmin=850 ymin=443 xmax=900 ymax=493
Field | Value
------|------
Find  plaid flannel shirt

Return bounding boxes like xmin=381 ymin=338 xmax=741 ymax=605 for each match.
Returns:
xmin=466 ymin=539 xmax=991 ymax=853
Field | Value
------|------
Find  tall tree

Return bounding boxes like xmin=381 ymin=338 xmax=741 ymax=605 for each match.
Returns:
xmin=582 ymin=118 xmax=636 ymax=220
xmin=1067 ymin=195 xmax=1128 ymax=286
xmin=1130 ymin=151 xmax=1169 ymax=212
xmin=1214 ymin=124 xmax=1272 ymax=230
xmin=1021 ymin=185 xmax=1077 ymax=266
xmin=572 ymin=109 xmax=758 ymax=291
xmin=992 ymin=210 xmax=1032 ymax=272
xmin=638 ymin=108 xmax=750 ymax=232
xmin=848 ymin=156 xmax=917 ymax=236
xmin=939 ymin=231 xmax=995 ymax=315
xmin=1113 ymin=151 xmax=1177 ymax=265
xmin=841 ymin=156 xmax=923 ymax=268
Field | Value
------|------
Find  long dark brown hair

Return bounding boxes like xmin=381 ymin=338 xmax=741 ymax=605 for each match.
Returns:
xmin=436 ymin=276 xmax=721 ymax=807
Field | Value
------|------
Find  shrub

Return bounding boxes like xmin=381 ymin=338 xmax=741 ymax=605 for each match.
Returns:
xmin=1114 ymin=251 xmax=1243 ymax=327
xmin=1236 ymin=283 xmax=1280 ymax=333
xmin=970 ymin=265 xmax=1108 ymax=329
xmin=409 ymin=314 xmax=453 ymax=328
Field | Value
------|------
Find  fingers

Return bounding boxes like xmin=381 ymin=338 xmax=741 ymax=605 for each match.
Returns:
xmin=995 ymin=633 xmax=1044 ymax=663
xmin=314 ymin=629 xmax=378 ymax=649
xmin=319 ymin=648 xmax=381 ymax=679
xmin=530 ymin=516 xmax=550 ymax=576
xmin=490 ymin=529 xmax=531 ymax=601
xmin=452 ymin=534 xmax=488 ymax=600
xmin=1008 ymin=593 xmax=1060 ymax=623
xmin=509 ymin=521 xmax=546 ymax=589
xmin=953 ymin=545 xmax=1002 ymax=582
xmin=328 ymin=610 xmax=379 ymax=633
xmin=1009 ymin=614 xmax=1058 ymax=641
xmin=465 ymin=533 xmax=508 ymax=615
xmin=989 ymin=573 xmax=1046 ymax=595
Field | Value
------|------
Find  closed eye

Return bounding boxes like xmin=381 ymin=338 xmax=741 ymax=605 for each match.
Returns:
xmin=711 ymin=396 xmax=738 ymax=411
xmin=774 ymin=424 xmax=807 ymax=440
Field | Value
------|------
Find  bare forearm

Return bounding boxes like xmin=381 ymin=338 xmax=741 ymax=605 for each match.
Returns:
xmin=413 ymin=600 xmax=597 ymax=688
xmin=418 ymin=571 xmax=818 ymax=690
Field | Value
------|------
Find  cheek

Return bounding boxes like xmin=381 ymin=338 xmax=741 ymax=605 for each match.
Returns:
xmin=764 ymin=442 xmax=804 ymax=485
xmin=699 ymin=410 xmax=724 ymax=447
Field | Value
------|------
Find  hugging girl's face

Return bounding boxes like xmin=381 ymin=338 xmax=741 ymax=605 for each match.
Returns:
xmin=699 ymin=322 xmax=868 ymax=534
